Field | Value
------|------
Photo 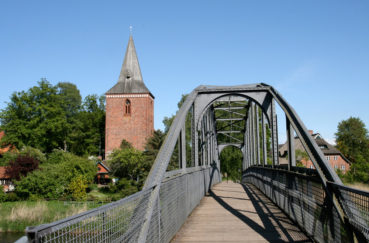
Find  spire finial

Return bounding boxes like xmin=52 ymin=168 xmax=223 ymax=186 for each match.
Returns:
xmin=129 ymin=25 xmax=133 ymax=36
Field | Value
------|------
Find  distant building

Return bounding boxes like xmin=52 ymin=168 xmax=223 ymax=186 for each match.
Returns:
xmin=105 ymin=35 xmax=154 ymax=156
xmin=0 ymin=166 xmax=15 ymax=192
xmin=0 ymin=131 xmax=12 ymax=157
xmin=96 ymin=161 xmax=111 ymax=185
xmin=279 ymin=130 xmax=351 ymax=173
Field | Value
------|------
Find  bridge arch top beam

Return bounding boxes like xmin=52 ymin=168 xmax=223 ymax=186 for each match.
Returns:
xmin=194 ymin=88 xmax=273 ymax=132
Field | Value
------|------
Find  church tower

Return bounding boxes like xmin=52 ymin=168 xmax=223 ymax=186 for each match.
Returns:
xmin=105 ymin=36 xmax=154 ymax=155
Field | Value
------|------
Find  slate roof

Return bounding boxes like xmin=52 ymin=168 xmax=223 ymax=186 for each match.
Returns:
xmin=106 ymin=36 xmax=153 ymax=97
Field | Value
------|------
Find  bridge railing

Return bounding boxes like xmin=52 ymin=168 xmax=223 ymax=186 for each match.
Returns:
xmin=328 ymin=181 xmax=369 ymax=241
xmin=26 ymin=166 xmax=220 ymax=243
xmin=243 ymin=166 xmax=369 ymax=243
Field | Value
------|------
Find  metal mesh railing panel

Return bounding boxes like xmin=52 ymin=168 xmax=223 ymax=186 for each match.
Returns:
xmin=242 ymin=167 xmax=350 ymax=243
xmin=329 ymin=182 xmax=369 ymax=241
xmin=149 ymin=167 xmax=221 ymax=243
xmin=27 ymin=166 xmax=221 ymax=243
xmin=27 ymin=188 xmax=153 ymax=243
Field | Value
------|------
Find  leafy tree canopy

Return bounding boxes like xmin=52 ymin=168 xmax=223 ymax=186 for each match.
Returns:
xmin=0 ymin=79 xmax=105 ymax=156
xmin=335 ymin=117 xmax=369 ymax=183
xmin=335 ymin=117 xmax=369 ymax=163
xmin=120 ymin=139 xmax=133 ymax=150
xmin=220 ymin=146 xmax=242 ymax=182
xmin=109 ymin=148 xmax=150 ymax=183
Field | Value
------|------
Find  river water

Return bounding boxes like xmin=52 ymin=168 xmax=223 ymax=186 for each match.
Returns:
xmin=0 ymin=232 xmax=25 ymax=243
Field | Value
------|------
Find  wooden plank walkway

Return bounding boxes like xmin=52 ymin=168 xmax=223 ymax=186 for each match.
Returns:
xmin=171 ymin=181 xmax=312 ymax=242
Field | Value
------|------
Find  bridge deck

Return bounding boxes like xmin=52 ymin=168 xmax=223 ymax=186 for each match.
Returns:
xmin=171 ymin=181 xmax=312 ymax=242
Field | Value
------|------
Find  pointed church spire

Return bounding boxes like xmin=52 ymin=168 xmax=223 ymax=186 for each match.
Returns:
xmin=118 ymin=35 xmax=143 ymax=83
xmin=106 ymin=35 xmax=152 ymax=95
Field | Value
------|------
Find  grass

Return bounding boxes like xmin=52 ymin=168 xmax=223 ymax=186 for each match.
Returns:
xmin=346 ymin=182 xmax=369 ymax=192
xmin=0 ymin=200 xmax=101 ymax=232
xmin=87 ymin=188 xmax=122 ymax=202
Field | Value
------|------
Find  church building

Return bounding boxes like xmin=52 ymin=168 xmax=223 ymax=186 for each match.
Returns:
xmin=105 ymin=36 xmax=154 ymax=155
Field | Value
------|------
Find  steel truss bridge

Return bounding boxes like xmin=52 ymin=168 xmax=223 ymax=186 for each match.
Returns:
xmin=25 ymin=84 xmax=368 ymax=242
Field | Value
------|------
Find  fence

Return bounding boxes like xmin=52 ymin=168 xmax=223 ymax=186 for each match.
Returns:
xmin=26 ymin=166 xmax=221 ymax=243
xmin=242 ymin=166 xmax=369 ymax=243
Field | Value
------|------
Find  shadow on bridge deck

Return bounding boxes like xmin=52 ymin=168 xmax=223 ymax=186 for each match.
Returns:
xmin=171 ymin=181 xmax=312 ymax=243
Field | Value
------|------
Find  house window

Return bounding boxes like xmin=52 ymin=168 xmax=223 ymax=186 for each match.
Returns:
xmin=326 ymin=156 xmax=330 ymax=161
xmin=125 ymin=99 xmax=131 ymax=115
xmin=310 ymin=165 xmax=314 ymax=169
xmin=341 ymin=165 xmax=345 ymax=170
xmin=334 ymin=156 xmax=338 ymax=161
xmin=334 ymin=164 xmax=338 ymax=169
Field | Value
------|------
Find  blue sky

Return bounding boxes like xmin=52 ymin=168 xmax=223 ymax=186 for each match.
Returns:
xmin=1 ymin=1 xmax=369 ymax=144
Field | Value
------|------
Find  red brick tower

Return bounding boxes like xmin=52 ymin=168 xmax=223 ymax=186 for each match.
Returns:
xmin=105 ymin=36 xmax=154 ymax=155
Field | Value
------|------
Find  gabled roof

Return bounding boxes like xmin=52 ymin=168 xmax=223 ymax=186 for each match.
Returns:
xmin=97 ymin=161 xmax=110 ymax=173
xmin=106 ymin=36 xmax=153 ymax=97
xmin=279 ymin=131 xmax=352 ymax=164
xmin=315 ymin=137 xmax=340 ymax=155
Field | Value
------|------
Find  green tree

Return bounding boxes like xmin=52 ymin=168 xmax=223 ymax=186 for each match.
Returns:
xmin=120 ymin=139 xmax=133 ymax=150
xmin=220 ymin=146 xmax=243 ymax=182
xmin=335 ymin=117 xmax=369 ymax=183
xmin=0 ymin=80 xmax=105 ymax=156
xmin=56 ymin=82 xmax=82 ymax=116
xmin=70 ymin=95 xmax=105 ymax=156
xmin=144 ymin=130 xmax=165 ymax=163
xmin=109 ymin=148 xmax=150 ymax=183
xmin=56 ymin=82 xmax=82 ymax=151
xmin=335 ymin=117 xmax=369 ymax=163
xmin=0 ymin=79 xmax=68 ymax=152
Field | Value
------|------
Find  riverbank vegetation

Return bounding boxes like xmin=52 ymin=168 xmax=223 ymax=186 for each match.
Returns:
xmin=0 ymin=200 xmax=102 ymax=232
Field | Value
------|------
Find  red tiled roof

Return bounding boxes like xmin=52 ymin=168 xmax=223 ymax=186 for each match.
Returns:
xmin=0 ymin=131 xmax=12 ymax=154
xmin=0 ymin=166 xmax=11 ymax=179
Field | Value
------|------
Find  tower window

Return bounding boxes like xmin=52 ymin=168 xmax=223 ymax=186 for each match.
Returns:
xmin=125 ymin=99 xmax=131 ymax=115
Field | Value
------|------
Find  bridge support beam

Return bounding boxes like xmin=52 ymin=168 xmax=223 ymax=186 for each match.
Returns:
xmin=180 ymin=124 xmax=186 ymax=169
xmin=261 ymin=113 xmax=267 ymax=166
xmin=255 ymin=105 xmax=260 ymax=166
xmin=270 ymin=99 xmax=279 ymax=167
xmin=286 ymin=116 xmax=295 ymax=170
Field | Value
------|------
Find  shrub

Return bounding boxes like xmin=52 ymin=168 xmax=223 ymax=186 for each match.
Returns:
xmin=67 ymin=175 xmax=88 ymax=201
xmin=20 ymin=146 xmax=47 ymax=164
xmin=0 ymin=151 xmax=18 ymax=166
xmin=0 ymin=186 xmax=6 ymax=202
xmin=7 ymin=154 xmax=39 ymax=180
xmin=6 ymin=192 xmax=19 ymax=202
xmin=15 ymin=151 xmax=96 ymax=200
